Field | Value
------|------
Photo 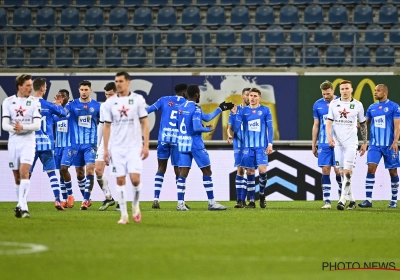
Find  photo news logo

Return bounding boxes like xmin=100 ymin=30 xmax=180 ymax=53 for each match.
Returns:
xmin=322 ymin=262 xmax=400 ymax=272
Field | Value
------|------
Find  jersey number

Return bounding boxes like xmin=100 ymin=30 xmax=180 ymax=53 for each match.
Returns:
xmin=41 ymin=116 xmax=46 ymax=132
xmin=169 ymin=110 xmax=177 ymax=127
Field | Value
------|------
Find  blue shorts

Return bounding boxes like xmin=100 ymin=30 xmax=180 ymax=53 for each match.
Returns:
xmin=179 ymin=149 xmax=211 ymax=169
xmin=61 ymin=144 xmax=97 ymax=167
xmin=157 ymin=141 xmax=180 ymax=166
xmin=234 ymin=149 xmax=243 ymax=167
xmin=54 ymin=147 xmax=65 ymax=170
xmin=317 ymin=146 xmax=335 ymax=167
xmin=367 ymin=145 xmax=400 ymax=169
xmin=240 ymin=147 xmax=268 ymax=169
xmin=30 ymin=150 xmax=56 ymax=172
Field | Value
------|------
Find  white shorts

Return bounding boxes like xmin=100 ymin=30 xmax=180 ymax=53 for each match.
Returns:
xmin=96 ymin=144 xmax=104 ymax=162
xmin=334 ymin=144 xmax=358 ymax=171
xmin=8 ymin=141 xmax=36 ymax=170
xmin=110 ymin=147 xmax=143 ymax=177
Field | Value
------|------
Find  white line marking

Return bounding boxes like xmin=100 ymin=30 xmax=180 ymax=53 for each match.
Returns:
xmin=0 ymin=242 xmax=48 ymax=255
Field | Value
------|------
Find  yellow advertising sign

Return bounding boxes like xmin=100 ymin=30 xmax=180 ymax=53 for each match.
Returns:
xmin=332 ymin=78 xmax=378 ymax=103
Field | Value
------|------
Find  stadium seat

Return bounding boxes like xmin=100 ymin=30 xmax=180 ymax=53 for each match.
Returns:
xmin=45 ymin=26 xmax=64 ymax=46
xmin=93 ymin=26 xmax=113 ymax=46
xmin=174 ymin=47 xmax=196 ymax=67
xmin=339 ymin=25 xmax=359 ymax=45
xmin=240 ymin=25 xmax=260 ymax=45
xmin=292 ymin=0 xmax=313 ymax=5
xmin=83 ymin=7 xmax=104 ymax=27
xmin=142 ymin=26 xmax=162 ymax=45
xmin=131 ymin=7 xmax=152 ymax=27
xmin=3 ymin=0 xmax=23 ymax=8
xmin=279 ymin=5 xmax=299 ymax=25
xmin=220 ymin=0 xmax=241 ymax=6
xmin=178 ymin=7 xmax=201 ymax=26
xmin=78 ymin=48 xmax=98 ymax=67
xmin=60 ymin=8 xmax=80 ymax=28
xmin=348 ymin=46 xmax=370 ymax=66
xmin=274 ymin=46 xmax=295 ymax=66
xmin=96 ymin=0 xmax=118 ymax=8
xmin=206 ymin=6 xmax=225 ymax=26
xmin=298 ymin=46 xmax=320 ymax=66
xmin=191 ymin=26 xmax=211 ymax=45
xmin=267 ymin=0 xmax=289 ymax=5
xmin=230 ymin=6 xmax=250 ymax=26
xmin=314 ymin=25 xmax=333 ymax=44
xmin=378 ymin=5 xmax=398 ymax=25
xmin=0 ymin=27 xmax=16 ymax=46
xmin=0 ymin=9 xmax=7 ymax=28
xmin=224 ymin=47 xmax=245 ymax=66
xmin=194 ymin=0 xmax=216 ymax=6
xmin=146 ymin=0 xmax=168 ymax=6
xmin=389 ymin=25 xmax=400 ymax=44
xmin=303 ymin=5 xmax=324 ymax=25
xmin=364 ymin=25 xmax=384 ymax=45
xmin=121 ymin=0 xmax=144 ymax=7
xmin=265 ymin=25 xmax=285 ymax=45
xmin=374 ymin=46 xmax=395 ymax=66
xmin=123 ymin=48 xmax=146 ymax=67
xmin=104 ymin=48 xmax=122 ymax=67
xmin=71 ymin=0 xmax=95 ymax=8
xmin=116 ymin=26 xmax=137 ymax=46
xmin=26 ymin=48 xmax=49 ymax=68
xmin=255 ymin=6 xmax=274 ymax=25
xmin=21 ymin=27 xmax=40 ymax=46
xmin=69 ymin=27 xmax=89 ymax=46
xmin=106 ymin=7 xmax=128 ymax=27
xmin=6 ymin=48 xmax=24 ymax=68
xmin=33 ymin=7 xmax=56 ymax=28
xmin=324 ymin=46 xmax=345 ymax=66
xmin=55 ymin=47 xmax=73 ymax=67
xmin=10 ymin=8 xmax=32 ymax=27
xmin=251 ymin=47 xmax=271 ymax=66
xmin=289 ymin=25 xmax=309 ymax=45
xmin=327 ymin=5 xmax=348 ymax=25
xmin=245 ymin=0 xmax=266 ymax=6
xmin=392 ymin=0 xmax=400 ymax=3
xmin=154 ymin=47 xmax=172 ymax=67
xmin=26 ymin=0 xmax=46 ymax=7
xmin=366 ymin=0 xmax=388 ymax=5
xmin=170 ymin=0 xmax=193 ymax=6
xmin=341 ymin=0 xmax=361 ymax=4
xmin=167 ymin=26 xmax=186 ymax=45
xmin=317 ymin=0 xmax=336 ymax=5
xmin=48 ymin=0 xmax=70 ymax=8
xmin=155 ymin=7 xmax=177 ymax=27
xmin=216 ymin=26 xmax=235 ymax=45
xmin=202 ymin=47 xmax=220 ymax=67
xmin=353 ymin=5 xmax=373 ymax=25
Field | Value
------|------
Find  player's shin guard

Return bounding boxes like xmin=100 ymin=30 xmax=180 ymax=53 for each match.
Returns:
xmin=177 ymin=176 xmax=186 ymax=205
xmin=242 ymin=177 xmax=248 ymax=202
xmin=47 ymin=171 xmax=61 ymax=202
xmin=15 ymin=184 xmax=20 ymax=206
xmin=78 ymin=177 xmax=86 ymax=197
xmin=65 ymin=181 xmax=73 ymax=196
xmin=365 ymin=173 xmax=375 ymax=202
xmin=259 ymin=172 xmax=267 ymax=195
xmin=247 ymin=174 xmax=255 ymax=201
xmin=322 ymin=174 xmax=331 ymax=203
xmin=20 ymin=179 xmax=30 ymax=211
xmin=391 ymin=175 xmax=399 ymax=203
xmin=116 ymin=185 xmax=128 ymax=218
xmin=133 ymin=183 xmax=141 ymax=208
xmin=203 ymin=176 xmax=215 ymax=205
xmin=235 ymin=175 xmax=245 ymax=201
xmin=60 ymin=176 xmax=67 ymax=200
xmin=336 ymin=175 xmax=342 ymax=197
xmin=84 ymin=175 xmax=94 ymax=200
xmin=154 ymin=172 xmax=164 ymax=200
xmin=97 ymin=175 xmax=111 ymax=199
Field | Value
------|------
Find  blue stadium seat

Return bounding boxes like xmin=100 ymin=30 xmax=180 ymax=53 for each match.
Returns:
xmin=265 ymin=25 xmax=284 ymax=45
xmin=155 ymin=7 xmax=177 ymax=27
xmin=4 ymin=0 xmax=23 ymax=8
xmin=104 ymin=48 xmax=122 ymax=67
xmin=206 ymin=6 xmax=225 ymax=26
xmin=303 ymin=5 xmax=324 ymax=25
xmin=147 ymin=0 xmax=168 ymax=6
xmin=48 ymin=0 xmax=70 ymax=8
xmin=117 ymin=26 xmax=137 ymax=45
xmin=220 ymin=0 xmax=241 ymax=6
xmin=69 ymin=27 xmax=89 ymax=46
xmin=255 ymin=6 xmax=274 ymax=25
xmin=224 ymin=47 xmax=245 ymax=66
xmin=174 ymin=47 xmax=196 ymax=67
xmin=71 ymin=0 xmax=95 ymax=8
xmin=240 ymin=25 xmax=260 ymax=45
xmin=83 ymin=7 xmax=104 ymax=27
xmin=178 ymin=7 xmax=201 ymax=26
xmin=6 ymin=48 xmax=24 ymax=68
xmin=274 ymin=46 xmax=295 ymax=66
xmin=364 ymin=25 xmax=384 ymax=45
xmin=194 ymin=0 xmax=216 ymax=6
xmin=96 ymin=0 xmax=118 ymax=8
xmin=339 ymin=25 xmax=359 ymax=45
xmin=78 ymin=48 xmax=98 ymax=67
xmin=154 ymin=47 xmax=172 ymax=67
xmin=0 ymin=9 xmax=7 ymax=28
xmin=341 ymin=0 xmax=361 ymax=4
xmin=191 ymin=26 xmax=211 ymax=45
xmin=0 ymin=27 xmax=16 ymax=46
xmin=142 ymin=26 xmax=162 ymax=45
xmin=26 ymin=48 xmax=49 ymax=68
xmin=26 ymin=0 xmax=47 ymax=8
xmin=45 ymin=26 xmax=64 ymax=46
xmin=389 ymin=25 xmax=400 ymax=44
xmin=378 ymin=5 xmax=398 ymax=25
xmin=167 ymin=26 xmax=186 ymax=45
xmin=60 ymin=8 xmax=80 ymax=28
xmin=123 ymin=48 xmax=146 ymax=67
xmin=106 ymin=7 xmax=128 ymax=27
xmin=292 ymin=0 xmax=313 ymax=5
xmin=21 ymin=27 xmax=40 ymax=46
xmin=230 ymin=6 xmax=250 ymax=26
xmin=202 ymin=47 xmax=220 ymax=67
xmin=170 ymin=0 xmax=193 ymax=6
xmin=392 ymin=0 xmax=400 ymax=3
xmin=314 ymin=25 xmax=333 ymax=44
xmin=10 ymin=8 xmax=32 ymax=27
xmin=121 ymin=0 xmax=144 ymax=6
xmin=279 ymin=5 xmax=299 ymax=25
xmin=33 ymin=8 xmax=56 ymax=28
xmin=324 ymin=46 xmax=345 ymax=66
xmin=251 ymin=47 xmax=270 ymax=66
xmin=289 ymin=25 xmax=309 ymax=45
xmin=374 ymin=46 xmax=395 ymax=66
xmin=349 ymin=46 xmax=370 ymax=66
xmin=93 ymin=26 xmax=113 ymax=46
xmin=327 ymin=5 xmax=348 ymax=25
xmin=55 ymin=47 xmax=73 ymax=67
xmin=267 ymin=0 xmax=289 ymax=5
xmin=353 ymin=5 xmax=373 ymax=25
xmin=318 ymin=0 xmax=336 ymax=5
xmin=298 ymin=46 xmax=319 ymax=66
xmin=244 ymin=0 xmax=265 ymax=5
xmin=366 ymin=0 xmax=388 ymax=4
xmin=131 ymin=7 xmax=152 ymax=27
xmin=216 ymin=26 xmax=235 ymax=45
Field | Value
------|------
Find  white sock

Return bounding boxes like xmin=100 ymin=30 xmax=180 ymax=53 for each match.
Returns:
xmin=348 ymin=185 xmax=355 ymax=202
xmin=116 ymin=185 xmax=128 ymax=218
xmin=340 ymin=175 xmax=348 ymax=204
xmin=133 ymin=183 xmax=141 ymax=208
xmin=16 ymin=184 xmax=20 ymax=206
xmin=20 ymin=179 xmax=30 ymax=211
xmin=98 ymin=175 xmax=112 ymax=199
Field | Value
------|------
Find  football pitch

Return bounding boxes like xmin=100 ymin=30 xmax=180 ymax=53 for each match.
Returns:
xmin=0 ymin=201 xmax=399 ymax=280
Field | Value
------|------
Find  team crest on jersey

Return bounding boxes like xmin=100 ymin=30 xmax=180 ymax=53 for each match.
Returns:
xmin=168 ymin=101 xmax=174 ymax=106
xmin=339 ymin=108 xmax=350 ymax=119
xmin=26 ymin=101 xmax=31 ymax=106
xmin=252 ymin=110 xmax=256 ymax=114
xmin=379 ymin=106 xmax=382 ymax=110
xmin=9 ymin=162 xmax=14 ymax=168
xmin=384 ymin=107 xmax=389 ymax=112
xmin=84 ymin=105 xmax=87 ymax=109
xmin=350 ymin=104 xmax=355 ymax=109
xmin=14 ymin=106 xmax=26 ymax=117
xmin=118 ymin=105 xmax=130 ymax=117
xmin=129 ymin=99 xmax=134 ymax=105
xmin=89 ymin=107 xmax=94 ymax=112
xmin=336 ymin=161 xmax=339 ymax=166
xmin=112 ymin=167 xmax=116 ymax=173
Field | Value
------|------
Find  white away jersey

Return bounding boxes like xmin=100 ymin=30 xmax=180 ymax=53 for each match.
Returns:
xmin=1 ymin=95 xmax=41 ymax=142
xmin=327 ymin=98 xmax=365 ymax=146
xmin=103 ymin=92 xmax=148 ymax=149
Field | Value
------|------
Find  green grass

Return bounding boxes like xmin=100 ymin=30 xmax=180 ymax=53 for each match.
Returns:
xmin=0 ymin=201 xmax=400 ymax=280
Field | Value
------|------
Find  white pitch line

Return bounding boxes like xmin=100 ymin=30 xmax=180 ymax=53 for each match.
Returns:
xmin=0 ymin=242 xmax=48 ymax=255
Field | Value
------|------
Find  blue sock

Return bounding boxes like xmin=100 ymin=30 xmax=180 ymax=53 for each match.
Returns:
xmin=60 ymin=176 xmax=67 ymax=200
xmin=84 ymin=175 xmax=94 ymax=200
xmin=154 ymin=172 xmax=164 ymax=199
xmin=366 ymin=173 xmax=375 ymax=201
xmin=65 ymin=181 xmax=73 ymax=196
xmin=48 ymin=171 xmax=60 ymax=202
xmin=247 ymin=174 xmax=255 ymax=201
xmin=78 ymin=177 xmax=86 ymax=197
xmin=203 ymin=176 xmax=215 ymax=205
xmin=177 ymin=176 xmax=185 ymax=204
xmin=242 ymin=177 xmax=248 ymax=201
xmin=336 ymin=175 xmax=342 ymax=197
xmin=322 ymin=174 xmax=331 ymax=203
xmin=391 ymin=175 xmax=399 ymax=203
xmin=235 ymin=175 xmax=244 ymax=201
xmin=259 ymin=172 xmax=267 ymax=195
